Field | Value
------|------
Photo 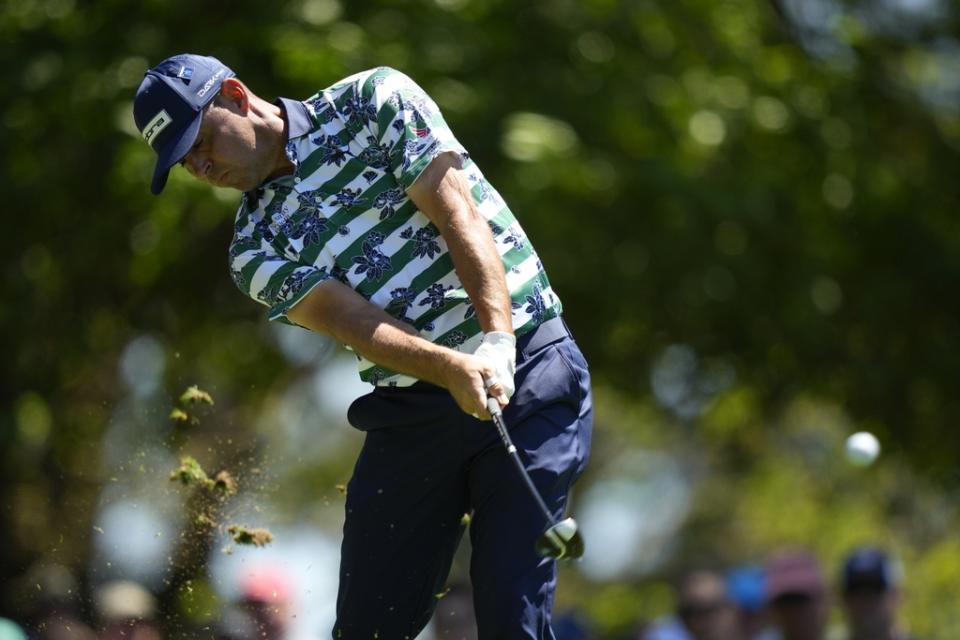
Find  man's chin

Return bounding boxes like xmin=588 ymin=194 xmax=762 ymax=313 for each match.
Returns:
xmin=225 ymin=175 xmax=259 ymax=192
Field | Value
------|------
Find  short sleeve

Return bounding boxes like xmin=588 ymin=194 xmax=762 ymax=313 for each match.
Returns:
xmin=228 ymin=233 xmax=331 ymax=326
xmin=360 ymin=68 xmax=469 ymax=189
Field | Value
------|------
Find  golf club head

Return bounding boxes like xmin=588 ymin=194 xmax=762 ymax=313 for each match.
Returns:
xmin=535 ymin=517 xmax=584 ymax=560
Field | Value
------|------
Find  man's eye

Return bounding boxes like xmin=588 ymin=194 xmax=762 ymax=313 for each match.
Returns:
xmin=179 ymin=138 xmax=203 ymax=167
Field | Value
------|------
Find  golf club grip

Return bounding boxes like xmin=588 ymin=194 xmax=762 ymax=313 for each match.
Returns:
xmin=487 ymin=400 xmax=558 ymax=527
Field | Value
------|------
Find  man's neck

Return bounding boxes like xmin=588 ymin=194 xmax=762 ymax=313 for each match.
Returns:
xmin=263 ymin=100 xmax=295 ymax=180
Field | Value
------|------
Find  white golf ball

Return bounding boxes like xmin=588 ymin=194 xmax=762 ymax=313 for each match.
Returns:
xmin=845 ymin=431 xmax=881 ymax=466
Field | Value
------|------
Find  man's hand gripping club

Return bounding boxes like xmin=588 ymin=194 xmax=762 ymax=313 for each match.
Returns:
xmin=473 ymin=331 xmax=516 ymax=410
xmin=438 ymin=332 xmax=516 ymax=421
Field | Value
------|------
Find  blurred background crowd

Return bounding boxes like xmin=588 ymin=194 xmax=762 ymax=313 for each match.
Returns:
xmin=4 ymin=0 xmax=960 ymax=637
xmin=0 ymin=544 xmax=919 ymax=639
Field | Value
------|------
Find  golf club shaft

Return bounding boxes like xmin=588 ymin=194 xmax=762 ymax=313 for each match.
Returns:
xmin=486 ymin=398 xmax=558 ymax=527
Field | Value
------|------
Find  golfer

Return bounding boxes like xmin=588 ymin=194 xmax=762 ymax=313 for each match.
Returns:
xmin=133 ymin=54 xmax=592 ymax=639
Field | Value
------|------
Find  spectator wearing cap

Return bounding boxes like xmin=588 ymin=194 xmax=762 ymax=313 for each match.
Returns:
xmin=239 ymin=565 xmax=291 ymax=640
xmin=726 ymin=565 xmax=778 ymax=640
xmin=94 ymin=580 xmax=162 ymax=640
xmin=764 ymin=549 xmax=829 ymax=640
xmin=21 ymin=564 xmax=97 ymax=640
xmin=841 ymin=546 xmax=914 ymax=640
xmin=644 ymin=570 xmax=739 ymax=640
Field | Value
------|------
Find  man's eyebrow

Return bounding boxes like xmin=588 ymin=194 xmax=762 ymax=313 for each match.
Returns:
xmin=178 ymin=103 xmax=212 ymax=167
xmin=178 ymin=137 xmax=203 ymax=166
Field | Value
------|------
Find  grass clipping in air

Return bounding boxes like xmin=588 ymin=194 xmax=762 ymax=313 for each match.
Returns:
xmin=169 ymin=456 xmax=273 ymax=548
xmin=169 ymin=385 xmax=215 ymax=425
xmin=169 ymin=456 xmax=238 ymax=496
xmin=167 ymin=385 xmax=273 ymax=549
xmin=227 ymin=525 xmax=274 ymax=547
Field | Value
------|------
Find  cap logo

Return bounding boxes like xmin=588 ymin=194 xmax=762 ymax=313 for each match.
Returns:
xmin=197 ymin=68 xmax=225 ymax=98
xmin=142 ymin=109 xmax=172 ymax=147
xmin=178 ymin=65 xmax=193 ymax=79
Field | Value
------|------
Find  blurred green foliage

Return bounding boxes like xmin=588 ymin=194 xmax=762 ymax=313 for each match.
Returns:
xmin=3 ymin=0 xmax=960 ymax=635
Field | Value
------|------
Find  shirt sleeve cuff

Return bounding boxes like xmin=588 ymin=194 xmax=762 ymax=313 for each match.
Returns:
xmin=266 ymin=270 xmax=332 ymax=326
xmin=398 ymin=142 xmax=470 ymax=190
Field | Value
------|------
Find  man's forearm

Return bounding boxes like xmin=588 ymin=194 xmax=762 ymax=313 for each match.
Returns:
xmin=287 ymin=279 xmax=456 ymax=386
xmin=406 ymin=152 xmax=514 ymax=335
xmin=441 ymin=189 xmax=514 ymax=334
xmin=288 ymin=279 xmax=497 ymax=417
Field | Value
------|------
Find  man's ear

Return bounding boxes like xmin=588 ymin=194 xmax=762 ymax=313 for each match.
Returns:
xmin=218 ymin=77 xmax=249 ymax=113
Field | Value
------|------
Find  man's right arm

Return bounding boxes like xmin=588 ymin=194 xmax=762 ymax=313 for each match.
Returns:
xmin=287 ymin=279 xmax=498 ymax=418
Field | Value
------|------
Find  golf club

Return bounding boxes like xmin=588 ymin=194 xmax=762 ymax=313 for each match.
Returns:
xmin=486 ymin=397 xmax=585 ymax=560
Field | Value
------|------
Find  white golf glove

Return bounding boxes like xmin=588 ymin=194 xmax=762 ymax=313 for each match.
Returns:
xmin=473 ymin=331 xmax=517 ymax=402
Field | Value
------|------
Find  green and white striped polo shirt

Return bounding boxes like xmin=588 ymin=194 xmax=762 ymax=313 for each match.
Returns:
xmin=229 ymin=67 xmax=562 ymax=386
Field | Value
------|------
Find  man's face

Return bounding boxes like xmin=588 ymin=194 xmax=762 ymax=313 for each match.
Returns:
xmin=243 ymin=599 xmax=288 ymax=639
xmin=770 ymin=593 xmax=829 ymax=640
xmin=843 ymin=586 xmax=897 ymax=637
xmin=679 ymin=598 xmax=738 ymax=640
xmin=179 ymin=95 xmax=268 ymax=192
xmin=677 ymin=572 xmax=738 ymax=640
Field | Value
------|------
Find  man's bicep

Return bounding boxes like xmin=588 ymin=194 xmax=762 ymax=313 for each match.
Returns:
xmin=405 ymin=151 xmax=473 ymax=233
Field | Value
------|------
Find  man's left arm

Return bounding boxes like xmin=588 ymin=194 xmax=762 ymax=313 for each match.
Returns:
xmin=406 ymin=151 xmax=516 ymax=405
xmin=406 ymin=151 xmax=512 ymax=334
xmin=362 ymin=68 xmax=516 ymax=405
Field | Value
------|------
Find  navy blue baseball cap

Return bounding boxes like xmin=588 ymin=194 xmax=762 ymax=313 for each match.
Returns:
xmin=133 ymin=54 xmax=235 ymax=194
xmin=842 ymin=547 xmax=901 ymax=592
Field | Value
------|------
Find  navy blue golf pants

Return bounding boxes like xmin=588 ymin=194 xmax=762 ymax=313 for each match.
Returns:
xmin=333 ymin=317 xmax=593 ymax=640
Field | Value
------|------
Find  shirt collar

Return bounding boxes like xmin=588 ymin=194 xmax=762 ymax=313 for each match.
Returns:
xmin=276 ymin=97 xmax=313 ymax=139
xmin=244 ymin=98 xmax=312 ymax=200
xmin=273 ymin=97 xmax=314 ymax=179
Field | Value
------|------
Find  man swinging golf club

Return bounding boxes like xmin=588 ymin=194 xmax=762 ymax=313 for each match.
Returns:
xmin=133 ymin=54 xmax=593 ymax=639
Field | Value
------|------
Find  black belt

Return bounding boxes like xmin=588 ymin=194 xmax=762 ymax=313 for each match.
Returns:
xmin=397 ymin=316 xmax=571 ymax=393
xmin=515 ymin=316 xmax=570 ymax=360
